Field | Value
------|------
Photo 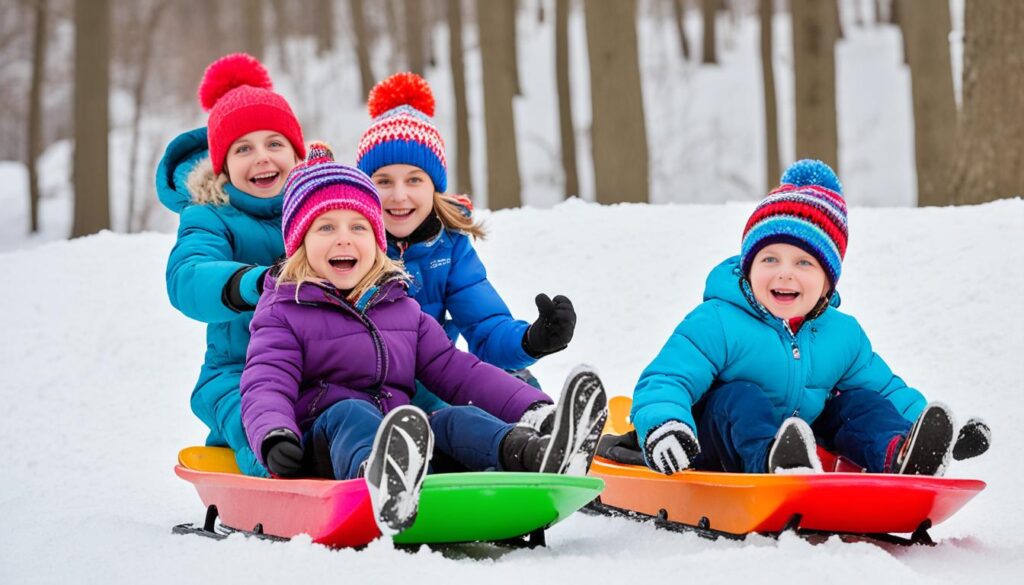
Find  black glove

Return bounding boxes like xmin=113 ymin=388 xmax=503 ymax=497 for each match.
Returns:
xmin=263 ymin=430 xmax=304 ymax=477
xmin=952 ymin=418 xmax=991 ymax=461
xmin=522 ymin=294 xmax=576 ymax=358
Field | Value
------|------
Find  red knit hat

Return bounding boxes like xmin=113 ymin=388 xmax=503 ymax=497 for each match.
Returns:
xmin=198 ymin=53 xmax=306 ymax=175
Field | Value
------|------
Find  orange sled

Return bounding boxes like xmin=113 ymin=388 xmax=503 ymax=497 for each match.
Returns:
xmin=587 ymin=396 xmax=985 ymax=545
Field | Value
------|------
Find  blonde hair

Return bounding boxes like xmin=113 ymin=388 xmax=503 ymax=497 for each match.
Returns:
xmin=277 ymin=244 xmax=408 ymax=304
xmin=434 ymin=193 xmax=486 ymax=240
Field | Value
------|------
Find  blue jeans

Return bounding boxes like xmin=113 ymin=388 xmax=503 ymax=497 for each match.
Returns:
xmin=304 ymin=400 xmax=515 ymax=480
xmin=811 ymin=388 xmax=911 ymax=472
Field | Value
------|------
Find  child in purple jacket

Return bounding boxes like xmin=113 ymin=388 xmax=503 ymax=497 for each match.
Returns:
xmin=239 ymin=144 xmax=608 ymax=535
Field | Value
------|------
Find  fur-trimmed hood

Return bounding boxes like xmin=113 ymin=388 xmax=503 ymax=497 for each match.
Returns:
xmin=155 ymin=127 xmax=225 ymax=213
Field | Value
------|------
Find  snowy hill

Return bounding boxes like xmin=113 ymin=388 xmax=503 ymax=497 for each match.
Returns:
xmin=1 ymin=199 xmax=1022 ymax=584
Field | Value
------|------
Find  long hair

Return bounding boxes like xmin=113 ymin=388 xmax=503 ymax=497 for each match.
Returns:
xmin=434 ymin=193 xmax=486 ymax=239
xmin=277 ymin=245 xmax=408 ymax=303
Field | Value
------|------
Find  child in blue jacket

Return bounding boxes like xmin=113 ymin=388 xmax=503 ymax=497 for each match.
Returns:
xmin=354 ymin=73 xmax=576 ymax=428
xmin=156 ymin=53 xmax=306 ymax=476
xmin=632 ymin=160 xmax=991 ymax=476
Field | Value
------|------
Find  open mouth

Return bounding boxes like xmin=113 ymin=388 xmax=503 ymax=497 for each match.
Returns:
xmin=328 ymin=256 xmax=357 ymax=271
xmin=386 ymin=208 xmax=415 ymax=218
xmin=250 ymin=171 xmax=280 ymax=187
xmin=771 ymin=289 xmax=801 ymax=304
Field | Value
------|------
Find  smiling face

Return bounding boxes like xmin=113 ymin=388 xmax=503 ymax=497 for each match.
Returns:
xmin=748 ymin=243 xmax=829 ymax=320
xmin=303 ymin=208 xmax=379 ymax=291
xmin=224 ymin=130 xmax=299 ymax=198
xmin=371 ymin=164 xmax=436 ymax=238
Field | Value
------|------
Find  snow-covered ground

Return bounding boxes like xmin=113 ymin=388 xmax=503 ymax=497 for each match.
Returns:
xmin=2 ymin=199 xmax=1022 ymax=584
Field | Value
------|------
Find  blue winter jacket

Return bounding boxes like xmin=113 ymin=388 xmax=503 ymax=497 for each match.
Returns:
xmin=631 ymin=256 xmax=927 ymax=448
xmin=389 ymin=227 xmax=535 ymax=372
xmin=156 ymin=127 xmax=284 ymax=474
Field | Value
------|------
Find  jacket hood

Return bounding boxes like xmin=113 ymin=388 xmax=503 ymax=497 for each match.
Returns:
xmin=704 ymin=256 xmax=841 ymax=322
xmin=155 ymin=127 xmax=210 ymax=214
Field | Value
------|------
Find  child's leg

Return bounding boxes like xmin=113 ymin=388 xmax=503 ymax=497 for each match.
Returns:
xmin=430 ymin=405 xmax=513 ymax=471
xmin=193 ymin=374 xmax=269 ymax=477
xmin=306 ymin=399 xmax=384 ymax=480
xmin=812 ymin=389 xmax=911 ymax=473
xmin=695 ymin=381 xmax=780 ymax=473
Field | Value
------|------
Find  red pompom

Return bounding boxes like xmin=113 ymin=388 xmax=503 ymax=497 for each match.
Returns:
xmin=367 ymin=72 xmax=435 ymax=118
xmin=198 ymin=53 xmax=273 ymax=112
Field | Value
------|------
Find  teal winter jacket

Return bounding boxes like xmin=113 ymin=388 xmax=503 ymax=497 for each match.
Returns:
xmin=631 ymin=256 xmax=926 ymax=448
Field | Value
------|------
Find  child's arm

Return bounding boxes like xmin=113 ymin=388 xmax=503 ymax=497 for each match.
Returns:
xmin=443 ymin=235 xmax=535 ymax=371
xmin=631 ymin=305 xmax=726 ymax=448
xmin=165 ymin=205 xmax=269 ymax=323
xmin=240 ymin=302 xmax=304 ymax=464
xmin=836 ymin=322 xmax=927 ymax=423
xmin=413 ymin=308 xmax=551 ymax=423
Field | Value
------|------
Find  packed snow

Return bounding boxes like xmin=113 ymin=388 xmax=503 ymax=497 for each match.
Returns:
xmin=1 ymin=199 xmax=1022 ymax=584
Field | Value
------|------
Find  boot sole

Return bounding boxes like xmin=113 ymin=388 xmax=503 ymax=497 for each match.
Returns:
xmin=365 ymin=405 xmax=433 ymax=536
xmin=900 ymin=403 xmax=954 ymax=476
xmin=768 ymin=417 xmax=823 ymax=473
xmin=540 ymin=365 xmax=609 ymax=475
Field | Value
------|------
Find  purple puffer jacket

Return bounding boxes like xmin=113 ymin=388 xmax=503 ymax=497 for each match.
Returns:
xmin=240 ymin=274 xmax=552 ymax=464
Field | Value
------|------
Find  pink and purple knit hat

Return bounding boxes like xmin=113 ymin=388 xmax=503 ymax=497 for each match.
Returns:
xmin=356 ymin=72 xmax=448 ymax=192
xmin=198 ymin=53 xmax=306 ymax=175
xmin=740 ymin=160 xmax=849 ymax=287
xmin=281 ymin=143 xmax=386 ymax=256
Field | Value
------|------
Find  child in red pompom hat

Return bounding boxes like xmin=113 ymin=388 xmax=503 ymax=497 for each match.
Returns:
xmin=154 ymin=53 xmax=308 ymax=477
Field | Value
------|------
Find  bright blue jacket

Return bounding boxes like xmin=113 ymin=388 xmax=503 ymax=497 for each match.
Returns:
xmin=389 ymin=228 xmax=535 ymax=372
xmin=631 ymin=256 xmax=926 ymax=448
xmin=156 ymin=127 xmax=283 ymax=475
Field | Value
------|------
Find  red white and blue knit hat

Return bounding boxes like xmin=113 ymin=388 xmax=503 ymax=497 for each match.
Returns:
xmin=740 ymin=160 xmax=849 ymax=287
xmin=356 ymin=72 xmax=447 ymax=192
xmin=199 ymin=53 xmax=306 ymax=175
xmin=282 ymin=143 xmax=386 ymax=256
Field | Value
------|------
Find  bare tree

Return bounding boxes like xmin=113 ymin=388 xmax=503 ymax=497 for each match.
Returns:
xmin=952 ymin=0 xmax=1024 ymax=204
xmin=477 ymin=0 xmax=522 ymax=209
xmin=585 ymin=0 xmax=648 ymax=203
xmin=242 ymin=0 xmax=264 ymax=60
xmin=126 ymin=0 xmax=170 ymax=233
xmin=791 ymin=0 xmax=839 ymax=173
xmin=315 ymin=0 xmax=334 ymax=56
xmin=348 ymin=0 xmax=375 ymax=99
xmin=505 ymin=0 xmax=521 ymax=95
xmin=901 ymin=0 xmax=956 ymax=206
xmin=760 ymin=0 xmax=780 ymax=190
xmin=701 ymin=0 xmax=716 ymax=63
xmin=672 ymin=0 xmax=692 ymax=61
xmin=72 ymin=0 xmax=110 ymax=237
xmin=555 ymin=0 xmax=578 ymax=198
xmin=404 ymin=0 xmax=425 ymax=74
xmin=448 ymin=0 xmax=473 ymax=194
xmin=26 ymin=0 xmax=48 ymax=234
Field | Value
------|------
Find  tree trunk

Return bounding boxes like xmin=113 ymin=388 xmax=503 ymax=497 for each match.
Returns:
xmin=585 ymin=0 xmax=649 ymax=204
xmin=701 ymin=0 xmax=717 ymax=64
xmin=315 ymin=0 xmax=334 ymax=56
xmin=791 ymin=0 xmax=839 ymax=174
xmin=505 ymin=0 xmax=521 ymax=95
xmin=760 ymin=0 xmax=780 ymax=190
xmin=348 ymin=0 xmax=375 ymax=99
xmin=477 ymin=0 xmax=521 ymax=209
xmin=243 ymin=0 xmax=264 ymax=60
xmin=672 ymin=0 xmax=691 ymax=61
xmin=385 ymin=0 xmax=403 ymax=74
xmin=952 ymin=0 xmax=1024 ymax=204
xmin=27 ymin=0 xmax=48 ymax=234
xmin=891 ymin=0 xmax=908 ymax=64
xmin=404 ymin=0 xmax=425 ymax=74
xmin=72 ymin=0 xmax=110 ymax=237
xmin=448 ymin=0 xmax=473 ymax=194
xmin=901 ymin=0 xmax=956 ymax=207
xmin=269 ymin=0 xmax=291 ymax=73
xmin=555 ymin=0 xmax=578 ymax=198
xmin=126 ymin=0 xmax=170 ymax=233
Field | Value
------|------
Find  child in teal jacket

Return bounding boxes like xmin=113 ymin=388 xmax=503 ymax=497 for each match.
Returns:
xmin=632 ymin=160 xmax=990 ymax=476
xmin=157 ymin=53 xmax=305 ymax=476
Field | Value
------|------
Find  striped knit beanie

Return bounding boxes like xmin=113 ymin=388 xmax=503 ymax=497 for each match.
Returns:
xmin=356 ymin=72 xmax=447 ymax=193
xmin=281 ymin=142 xmax=386 ymax=256
xmin=740 ymin=160 xmax=849 ymax=286
xmin=199 ymin=53 xmax=306 ymax=175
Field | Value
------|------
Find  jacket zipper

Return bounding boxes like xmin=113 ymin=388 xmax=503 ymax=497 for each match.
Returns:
xmin=325 ymin=289 xmax=391 ymax=412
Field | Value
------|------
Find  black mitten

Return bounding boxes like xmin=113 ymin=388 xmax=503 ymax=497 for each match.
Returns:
xmin=263 ymin=430 xmax=304 ymax=477
xmin=952 ymin=418 xmax=991 ymax=461
xmin=643 ymin=420 xmax=700 ymax=475
xmin=522 ymin=294 xmax=576 ymax=358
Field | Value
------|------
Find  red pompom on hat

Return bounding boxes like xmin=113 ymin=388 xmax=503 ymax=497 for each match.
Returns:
xmin=198 ymin=53 xmax=306 ymax=175
xmin=367 ymin=72 xmax=435 ymax=118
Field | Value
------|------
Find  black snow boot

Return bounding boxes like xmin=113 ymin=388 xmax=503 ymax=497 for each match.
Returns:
xmin=766 ymin=417 xmax=822 ymax=473
xmin=894 ymin=402 xmax=955 ymax=476
xmin=500 ymin=426 xmax=549 ymax=472
xmin=364 ymin=405 xmax=433 ymax=536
